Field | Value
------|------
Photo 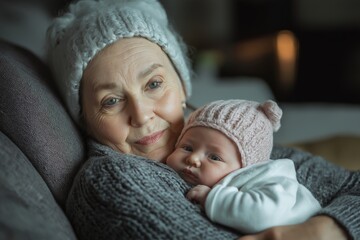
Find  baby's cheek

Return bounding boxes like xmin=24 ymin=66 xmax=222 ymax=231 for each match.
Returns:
xmin=166 ymin=151 xmax=178 ymax=168
xmin=202 ymin=168 xmax=222 ymax=187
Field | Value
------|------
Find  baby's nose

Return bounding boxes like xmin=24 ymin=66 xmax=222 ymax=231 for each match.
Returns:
xmin=187 ymin=153 xmax=201 ymax=168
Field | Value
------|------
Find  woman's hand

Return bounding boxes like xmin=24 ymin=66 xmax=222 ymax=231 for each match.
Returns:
xmin=186 ymin=185 xmax=211 ymax=207
xmin=238 ymin=216 xmax=349 ymax=240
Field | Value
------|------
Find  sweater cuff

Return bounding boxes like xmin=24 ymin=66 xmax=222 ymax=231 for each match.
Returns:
xmin=317 ymin=195 xmax=360 ymax=240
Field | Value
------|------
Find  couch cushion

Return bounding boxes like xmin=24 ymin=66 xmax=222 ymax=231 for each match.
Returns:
xmin=0 ymin=39 xmax=85 ymax=206
xmin=0 ymin=132 xmax=77 ymax=239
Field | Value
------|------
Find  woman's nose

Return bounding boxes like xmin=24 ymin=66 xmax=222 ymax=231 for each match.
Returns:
xmin=128 ymin=97 xmax=154 ymax=127
xmin=187 ymin=153 xmax=201 ymax=168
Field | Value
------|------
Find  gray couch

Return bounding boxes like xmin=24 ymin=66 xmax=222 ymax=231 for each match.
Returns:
xmin=0 ymin=39 xmax=85 ymax=239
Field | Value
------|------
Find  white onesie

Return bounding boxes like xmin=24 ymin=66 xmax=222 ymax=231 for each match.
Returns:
xmin=205 ymin=159 xmax=321 ymax=234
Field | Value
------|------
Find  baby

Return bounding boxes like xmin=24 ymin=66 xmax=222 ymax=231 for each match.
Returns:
xmin=166 ymin=99 xmax=321 ymax=234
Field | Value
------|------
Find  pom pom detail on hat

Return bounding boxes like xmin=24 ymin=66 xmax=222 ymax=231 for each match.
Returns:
xmin=258 ymin=100 xmax=283 ymax=132
xmin=179 ymin=99 xmax=283 ymax=167
xmin=46 ymin=0 xmax=192 ymax=124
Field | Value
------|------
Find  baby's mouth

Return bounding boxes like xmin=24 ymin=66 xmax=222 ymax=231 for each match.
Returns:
xmin=181 ymin=168 xmax=198 ymax=183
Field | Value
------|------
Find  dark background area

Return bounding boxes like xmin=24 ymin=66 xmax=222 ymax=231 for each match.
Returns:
xmin=1 ymin=0 xmax=360 ymax=104
xmin=160 ymin=0 xmax=360 ymax=104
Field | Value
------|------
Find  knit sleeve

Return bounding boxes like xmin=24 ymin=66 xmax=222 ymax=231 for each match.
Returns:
xmin=66 ymin=141 xmax=239 ymax=240
xmin=271 ymin=145 xmax=360 ymax=239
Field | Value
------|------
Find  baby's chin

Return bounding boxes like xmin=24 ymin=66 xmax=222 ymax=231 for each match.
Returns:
xmin=178 ymin=172 xmax=200 ymax=186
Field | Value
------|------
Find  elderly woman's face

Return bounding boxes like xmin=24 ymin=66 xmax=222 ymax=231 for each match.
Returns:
xmin=82 ymin=38 xmax=186 ymax=162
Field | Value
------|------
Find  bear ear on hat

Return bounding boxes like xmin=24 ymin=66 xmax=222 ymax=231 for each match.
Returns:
xmin=259 ymin=100 xmax=283 ymax=132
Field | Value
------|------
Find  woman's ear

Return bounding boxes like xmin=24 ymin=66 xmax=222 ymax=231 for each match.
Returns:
xmin=182 ymin=101 xmax=187 ymax=109
xmin=180 ymin=85 xmax=186 ymax=105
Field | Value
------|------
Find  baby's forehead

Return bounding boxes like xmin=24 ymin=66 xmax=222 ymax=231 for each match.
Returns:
xmin=182 ymin=126 xmax=237 ymax=148
xmin=182 ymin=126 xmax=242 ymax=160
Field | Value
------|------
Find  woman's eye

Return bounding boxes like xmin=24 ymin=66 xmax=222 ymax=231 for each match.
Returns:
xmin=181 ymin=145 xmax=193 ymax=152
xmin=147 ymin=80 xmax=162 ymax=90
xmin=103 ymin=98 xmax=119 ymax=107
xmin=209 ymin=154 xmax=221 ymax=161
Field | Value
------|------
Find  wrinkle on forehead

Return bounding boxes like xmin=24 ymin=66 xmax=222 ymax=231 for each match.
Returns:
xmin=83 ymin=38 xmax=169 ymax=84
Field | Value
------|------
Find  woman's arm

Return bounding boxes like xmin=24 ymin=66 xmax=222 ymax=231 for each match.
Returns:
xmin=269 ymin=145 xmax=360 ymax=239
xmin=238 ymin=215 xmax=350 ymax=240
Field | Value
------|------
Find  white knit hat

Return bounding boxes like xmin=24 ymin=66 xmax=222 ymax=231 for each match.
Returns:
xmin=178 ymin=99 xmax=283 ymax=167
xmin=46 ymin=0 xmax=192 ymax=124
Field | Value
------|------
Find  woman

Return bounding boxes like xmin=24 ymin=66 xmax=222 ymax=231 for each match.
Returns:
xmin=47 ymin=0 xmax=358 ymax=239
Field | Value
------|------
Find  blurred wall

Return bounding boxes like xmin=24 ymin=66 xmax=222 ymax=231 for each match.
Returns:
xmin=160 ymin=0 xmax=360 ymax=104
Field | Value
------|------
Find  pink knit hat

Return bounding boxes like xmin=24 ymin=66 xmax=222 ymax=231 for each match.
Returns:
xmin=178 ymin=99 xmax=282 ymax=167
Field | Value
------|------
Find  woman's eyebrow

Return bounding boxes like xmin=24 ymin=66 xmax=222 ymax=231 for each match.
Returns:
xmin=138 ymin=63 xmax=163 ymax=79
xmin=93 ymin=64 xmax=164 ymax=91
xmin=94 ymin=82 xmax=118 ymax=92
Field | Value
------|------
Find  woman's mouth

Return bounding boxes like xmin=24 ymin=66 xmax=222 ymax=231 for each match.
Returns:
xmin=136 ymin=130 xmax=165 ymax=145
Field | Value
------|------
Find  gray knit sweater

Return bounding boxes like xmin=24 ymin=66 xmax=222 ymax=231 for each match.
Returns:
xmin=66 ymin=140 xmax=360 ymax=240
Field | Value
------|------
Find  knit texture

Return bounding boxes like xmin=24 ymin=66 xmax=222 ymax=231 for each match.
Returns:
xmin=66 ymin=140 xmax=239 ymax=240
xmin=46 ymin=0 xmax=192 ymax=124
xmin=271 ymin=146 xmax=360 ymax=240
xmin=179 ymin=99 xmax=282 ymax=167
xmin=66 ymin=141 xmax=360 ymax=239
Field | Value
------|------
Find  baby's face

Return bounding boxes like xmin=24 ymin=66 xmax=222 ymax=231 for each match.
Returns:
xmin=166 ymin=126 xmax=242 ymax=187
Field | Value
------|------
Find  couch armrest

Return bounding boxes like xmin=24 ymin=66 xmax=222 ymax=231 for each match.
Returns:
xmin=0 ymin=39 xmax=85 ymax=206
xmin=0 ymin=131 xmax=77 ymax=239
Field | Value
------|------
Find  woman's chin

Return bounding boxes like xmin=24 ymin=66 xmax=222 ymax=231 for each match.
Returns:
xmin=149 ymin=149 xmax=172 ymax=163
xmin=133 ymin=146 xmax=172 ymax=163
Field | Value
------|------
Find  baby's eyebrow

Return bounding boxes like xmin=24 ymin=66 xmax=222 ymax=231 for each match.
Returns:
xmin=138 ymin=63 xmax=163 ymax=79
